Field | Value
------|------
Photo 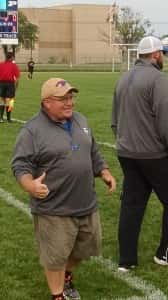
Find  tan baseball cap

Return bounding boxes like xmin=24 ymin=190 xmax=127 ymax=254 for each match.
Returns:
xmin=41 ymin=78 xmax=79 ymax=100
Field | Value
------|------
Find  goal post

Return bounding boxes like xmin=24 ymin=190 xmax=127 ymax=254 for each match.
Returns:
xmin=110 ymin=43 xmax=138 ymax=72
xmin=128 ymin=48 xmax=139 ymax=70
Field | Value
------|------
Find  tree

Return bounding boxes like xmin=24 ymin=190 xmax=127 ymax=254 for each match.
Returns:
xmin=18 ymin=10 xmax=39 ymax=57
xmin=114 ymin=6 xmax=153 ymax=68
xmin=100 ymin=5 xmax=152 ymax=46
xmin=115 ymin=6 xmax=152 ymax=44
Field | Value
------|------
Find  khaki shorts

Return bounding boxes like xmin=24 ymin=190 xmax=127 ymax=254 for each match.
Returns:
xmin=33 ymin=211 xmax=102 ymax=270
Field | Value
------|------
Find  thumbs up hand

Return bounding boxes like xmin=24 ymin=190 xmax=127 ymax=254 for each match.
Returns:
xmin=19 ymin=172 xmax=50 ymax=199
xmin=33 ymin=172 xmax=50 ymax=199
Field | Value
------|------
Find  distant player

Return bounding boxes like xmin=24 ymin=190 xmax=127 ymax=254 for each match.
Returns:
xmin=27 ymin=58 xmax=35 ymax=79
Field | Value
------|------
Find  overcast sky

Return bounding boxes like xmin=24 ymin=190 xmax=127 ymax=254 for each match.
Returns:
xmin=18 ymin=0 xmax=168 ymax=36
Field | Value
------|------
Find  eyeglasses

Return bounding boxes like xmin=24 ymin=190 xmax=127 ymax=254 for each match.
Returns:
xmin=50 ymin=94 xmax=77 ymax=103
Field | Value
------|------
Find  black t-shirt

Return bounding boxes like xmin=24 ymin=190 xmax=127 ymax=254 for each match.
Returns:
xmin=28 ymin=61 xmax=35 ymax=69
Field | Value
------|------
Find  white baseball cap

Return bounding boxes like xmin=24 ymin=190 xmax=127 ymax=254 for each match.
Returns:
xmin=138 ymin=36 xmax=163 ymax=54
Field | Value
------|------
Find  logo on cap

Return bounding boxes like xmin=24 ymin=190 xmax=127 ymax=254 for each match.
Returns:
xmin=55 ymin=80 xmax=67 ymax=87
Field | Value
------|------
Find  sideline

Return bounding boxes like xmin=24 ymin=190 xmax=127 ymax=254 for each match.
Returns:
xmin=0 ymin=186 xmax=166 ymax=300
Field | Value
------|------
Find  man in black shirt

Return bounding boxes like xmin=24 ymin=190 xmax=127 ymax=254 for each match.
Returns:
xmin=27 ymin=58 xmax=35 ymax=79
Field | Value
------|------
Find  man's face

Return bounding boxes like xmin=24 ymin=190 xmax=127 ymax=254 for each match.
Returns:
xmin=43 ymin=92 xmax=76 ymax=121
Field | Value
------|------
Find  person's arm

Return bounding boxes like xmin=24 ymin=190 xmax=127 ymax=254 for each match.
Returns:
xmin=100 ymin=168 xmax=116 ymax=193
xmin=11 ymin=127 xmax=49 ymax=199
xmin=15 ymin=78 xmax=19 ymax=89
xmin=18 ymin=172 xmax=49 ymax=199
xmin=91 ymin=135 xmax=116 ymax=193
xmin=14 ymin=64 xmax=20 ymax=89
xmin=111 ymin=87 xmax=118 ymax=137
xmin=153 ymin=75 xmax=168 ymax=146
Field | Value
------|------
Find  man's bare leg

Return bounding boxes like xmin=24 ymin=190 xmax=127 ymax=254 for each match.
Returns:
xmin=6 ymin=97 xmax=12 ymax=122
xmin=44 ymin=268 xmax=65 ymax=296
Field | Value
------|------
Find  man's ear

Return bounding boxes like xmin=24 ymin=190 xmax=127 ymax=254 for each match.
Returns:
xmin=152 ymin=51 xmax=160 ymax=60
xmin=42 ymin=99 xmax=50 ymax=109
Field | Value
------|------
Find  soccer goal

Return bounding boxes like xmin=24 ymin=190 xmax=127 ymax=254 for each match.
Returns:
xmin=127 ymin=48 xmax=139 ymax=70
xmin=110 ymin=43 xmax=138 ymax=72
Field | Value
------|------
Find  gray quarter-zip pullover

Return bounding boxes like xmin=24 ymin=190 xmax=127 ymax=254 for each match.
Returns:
xmin=112 ymin=59 xmax=168 ymax=158
xmin=12 ymin=109 xmax=108 ymax=216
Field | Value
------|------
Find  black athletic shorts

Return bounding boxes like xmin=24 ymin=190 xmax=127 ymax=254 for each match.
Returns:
xmin=0 ymin=81 xmax=15 ymax=98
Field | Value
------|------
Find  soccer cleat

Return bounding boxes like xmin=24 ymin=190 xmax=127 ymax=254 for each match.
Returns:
xmin=63 ymin=293 xmax=71 ymax=299
xmin=64 ymin=281 xmax=80 ymax=300
xmin=154 ymin=255 xmax=168 ymax=266
xmin=64 ymin=271 xmax=80 ymax=300
xmin=118 ymin=265 xmax=136 ymax=272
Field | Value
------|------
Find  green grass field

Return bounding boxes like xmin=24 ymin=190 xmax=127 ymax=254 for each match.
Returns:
xmin=0 ymin=71 xmax=168 ymax=300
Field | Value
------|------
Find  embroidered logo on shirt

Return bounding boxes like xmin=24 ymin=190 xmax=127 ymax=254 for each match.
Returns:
xmin=83 ymin=127 xmax=89 ymax=135
xmin=71 ymin=144 xmax=80 ymax=151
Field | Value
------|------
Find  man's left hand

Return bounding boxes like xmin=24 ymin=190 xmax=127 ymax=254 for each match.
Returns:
xmin=100 ymin=169 xmax=116 ymax=193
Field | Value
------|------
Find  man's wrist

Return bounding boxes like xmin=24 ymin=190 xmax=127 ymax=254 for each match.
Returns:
xmin=100 ymin=168 xmax=109 ymax=177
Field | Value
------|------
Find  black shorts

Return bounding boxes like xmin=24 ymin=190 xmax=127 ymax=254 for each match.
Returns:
xmin=118 ymin=156 xmax=168 ymax=206
xmin=0 ymin=81 xmax=15 ymax=98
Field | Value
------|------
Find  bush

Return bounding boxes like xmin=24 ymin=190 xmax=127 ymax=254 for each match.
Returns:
xmin=48 ymin=56 xmax=56 ymax=64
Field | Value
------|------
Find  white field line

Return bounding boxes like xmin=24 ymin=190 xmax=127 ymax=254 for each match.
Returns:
xmin=11 ymin=117 xmax=26 ymax=124
xmin=0 ymin=186 xmax=166 ymax=300
xmin=0 ymin=187 xmax=32 ymax=218
xmin=93 ymin=256 xmax=167 ymax=300
xmin=98 ymin=142 xmax=116 ymax=149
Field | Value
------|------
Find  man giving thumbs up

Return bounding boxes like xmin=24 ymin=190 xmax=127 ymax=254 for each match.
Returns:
xmin=11 ymin=77 xmax=116 ymax=300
